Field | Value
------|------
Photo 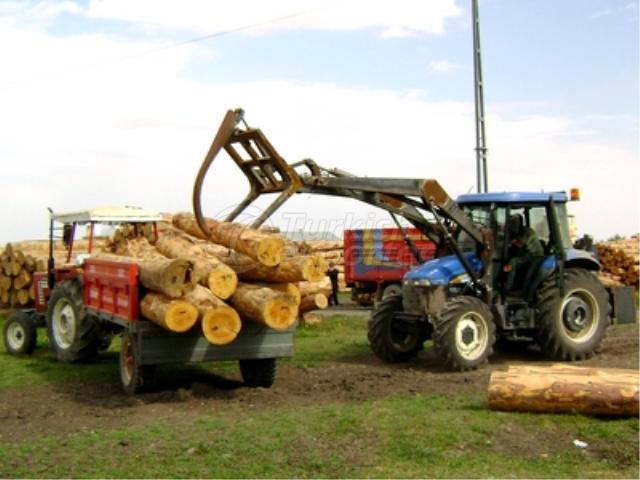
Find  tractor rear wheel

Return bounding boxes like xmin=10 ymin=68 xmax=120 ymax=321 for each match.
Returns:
xmin=536 ymin=268 xmax=609 ymax=361
xmin=368 ymin=294 xmax=422 ymax=362
xmin=239 ymin=358 xmax=277 ymax=388
xmin=46 ymin=280 xmax=100 ymax=363
xmin=433 ymin=296 xmax=495 ymax=371
xmin=3 ymin=311 xmax=37 ymax=356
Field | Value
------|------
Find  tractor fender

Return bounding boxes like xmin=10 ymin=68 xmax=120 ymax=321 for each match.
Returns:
xmin=524 ymin=249 xmax=600 ymax=301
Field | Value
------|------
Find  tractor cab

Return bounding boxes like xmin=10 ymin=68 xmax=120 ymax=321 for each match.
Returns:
xmin=454 ymin=191 xmax=599 ymax=301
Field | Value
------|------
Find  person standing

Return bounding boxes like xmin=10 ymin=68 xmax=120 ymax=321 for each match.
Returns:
xmin=327 ymin=261 xmax=340 ymax=306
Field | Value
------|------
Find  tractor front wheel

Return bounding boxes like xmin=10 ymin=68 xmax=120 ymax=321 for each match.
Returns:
xmin=368 ymin=294 xmax=423 ymax=362
xmin=46 ymin=280 xmax=100 ymax=363
xmin=536 ymin=268 xmax=609 ymax=361
xmin=3 ymin=311 xmax=37 ymax=356
xmin=433 ymin=296 xmax=496 ymax=371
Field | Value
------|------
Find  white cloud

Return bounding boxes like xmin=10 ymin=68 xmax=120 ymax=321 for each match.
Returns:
xmin=429 ymin=59 xmax=465 ymax=73
xmin=0 ymin=8 xmax=637 ymax=244
xmin=84 ymin=0 xmax=462 ymax=37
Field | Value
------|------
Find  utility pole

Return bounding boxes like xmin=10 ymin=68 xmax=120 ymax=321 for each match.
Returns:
xmin=472 ymin=0 xmax=488 ymax=193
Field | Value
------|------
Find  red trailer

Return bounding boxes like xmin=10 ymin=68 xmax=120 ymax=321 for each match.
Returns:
xmin=344 ymin=228 xmax=436 ymax=304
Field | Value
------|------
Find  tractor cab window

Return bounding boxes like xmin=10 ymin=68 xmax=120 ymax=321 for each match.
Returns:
xmin=459 ymin=205 xmax=493 ymax=254
xmin=526 ymin=206 xmax=550 ymax=250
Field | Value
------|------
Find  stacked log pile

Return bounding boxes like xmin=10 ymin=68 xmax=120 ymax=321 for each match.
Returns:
xmin=1 ymin=214 xmax=334 ymax=342
xmin=0 ymin=240 xmax=83 ymax=308
xmin=298 ymin=240 xmax=348 ymax=292
xmin=107 ymin=213 xmax=329 ymax=344
xmin=596 ymin=236 xmax=639 ymax=288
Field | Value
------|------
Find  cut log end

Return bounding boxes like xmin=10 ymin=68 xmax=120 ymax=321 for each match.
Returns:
xmin=256 ymin=237 xmax=285 ymax=267
xmin=207 ymin=268 xmax=238 ymax=300
xmin=201 ymin=306 xmax=242 ymax=346
xmin=165 ymin=259 xmax=195 ymax=297
xmin=264 ymin=297 xmax=298 ymax=330
xmin=302 ymin=255 xmax=328 ymax=282
xmin=165 ymin=301 xmax=199 ymax=332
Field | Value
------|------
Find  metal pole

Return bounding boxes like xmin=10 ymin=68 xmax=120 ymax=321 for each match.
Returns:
xmin=472 ymin=0 xmax=488 ymax=192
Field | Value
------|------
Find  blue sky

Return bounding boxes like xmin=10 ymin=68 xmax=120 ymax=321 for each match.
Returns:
xmin=0 ymin=0 xmax=638 ymax=242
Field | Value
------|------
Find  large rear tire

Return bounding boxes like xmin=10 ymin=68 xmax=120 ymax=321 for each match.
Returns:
xmin=368 ymin=294 xmax=422 ymax=362
xmin=46 ymin=280 xmax=100 ymax=363
xmin=433 ymin=296 xmax=495 ymax=371
xmin=3 ymin=311 xmax=37 ymax=356
xmin=239 ymin=358 xmax=276 ymax=388
xmin=536 ymin=268 xmax=609 ymax=361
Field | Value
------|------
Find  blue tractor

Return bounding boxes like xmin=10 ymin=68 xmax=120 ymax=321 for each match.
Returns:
xmin=192 ymin=109 xmax=609 ymax=371
xmin=369 ymin=190 xmax=608 ymax=370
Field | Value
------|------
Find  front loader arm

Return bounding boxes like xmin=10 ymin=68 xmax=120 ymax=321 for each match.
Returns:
xmin=192 ymin=109 xmax=488 ymax=258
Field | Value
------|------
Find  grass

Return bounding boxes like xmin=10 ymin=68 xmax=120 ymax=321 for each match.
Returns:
xmin=0 ymin=313 xmax=638 ymax=478
xmin=0 ymin=392 xmax=637 ymax=478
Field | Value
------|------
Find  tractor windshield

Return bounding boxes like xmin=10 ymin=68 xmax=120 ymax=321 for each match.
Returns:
xmin=458 ymin=205 xmax=492 ymax=254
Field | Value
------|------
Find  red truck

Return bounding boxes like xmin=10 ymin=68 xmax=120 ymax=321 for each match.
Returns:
xmin=344 ymin=228 xmax=436 ymax=304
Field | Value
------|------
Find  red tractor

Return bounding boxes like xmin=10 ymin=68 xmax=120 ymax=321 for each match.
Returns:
xmin=2 ymin=207 xmax=294 ymax=393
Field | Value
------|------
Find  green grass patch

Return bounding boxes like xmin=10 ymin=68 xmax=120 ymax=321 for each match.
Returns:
xmin=0 ymin=393 xmax=636 ymax=478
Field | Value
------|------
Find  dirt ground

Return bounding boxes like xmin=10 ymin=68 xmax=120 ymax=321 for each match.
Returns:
xmin=0 ymin=322 xmax=637 ymax=445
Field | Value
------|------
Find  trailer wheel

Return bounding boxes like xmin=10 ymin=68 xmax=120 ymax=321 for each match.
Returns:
xmin=239 ymin=358 xmax=276 ymax=388
xmin=536 ymin=268 xmax=609 ymax=361
xmin=3 ymin=311 xmax=37 ymax=356
xmin=120 ymin=333 xmax=154 ymax=394
xmin=433 ymin=296 xmax=495 ymax=371
xmin=46 ymin=280 xmax=100 ymax=363
xmin=368 ymin=294 xmax=422 ymax=362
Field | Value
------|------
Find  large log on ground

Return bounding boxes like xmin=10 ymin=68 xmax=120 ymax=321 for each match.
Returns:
xmin=184 ymin=285 xmax=241 ymax=346
xmin=299 ymin=293 xmax=328 ymax=313
xmin=140 ymin=293 xmax=198 ymax=332
xmin=231 ymin=283 xmax=298 ymax=330
xmin=299 ymin=280 xmax=331 ymax=297
xmin=93 ymin=249 xmax=194 ymax=299
xmin=488 ymin=364 xmax=639 ymax=416
xmin=155 ymin=232 xmax=237 ymax=300
xmin=173 ymin=212 xmax=285 ymax=267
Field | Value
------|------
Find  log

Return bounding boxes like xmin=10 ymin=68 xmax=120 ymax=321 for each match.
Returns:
xmin=155 ymin=232 xmax=237 ymax=300
xmin=488 ymin=364 xmax=639 ymax=416
xmin=231 ymin=283 xmax=298 ymax=330
xmin=139 ymin=293 xmax=198 ymax=332
xmin=15 ymin=288 xmax=30 ymax=306
xmin=254 ymin=282 xmax=301 ymax=305
xmin=0 ymin=288 xmax=8 ymax=306
xmin=301 ymin=312 xmax=323 ymax=326
xmin=184 ymin=285 xmax=241 ymax=346
xmin=299 ymin=293 xmax=328 ymax=313
xmin=299 ymin=280 xmax=331 ymax=297
xmin=104 ymin=237 xmax=194 ymax=298
xmin=13 ymin=269 xmax=31 ymax=290
xmin=202 ymin=245 xmax=327 ymax=283
xmin=173 ymin=212 xmax=285 ymax=267
xmin=0 ymin=274 xmax=11 ymax=291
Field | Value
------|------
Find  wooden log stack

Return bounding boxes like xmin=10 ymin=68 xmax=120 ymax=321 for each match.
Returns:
xmin=297 ymin=240 xmax=348 ymax=293
xmin=596 ymin=236 xmax=639 ymax=288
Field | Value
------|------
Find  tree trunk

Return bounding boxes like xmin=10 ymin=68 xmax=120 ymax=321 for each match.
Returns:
xmin=93 ymin=250 xmax=194 ymax=299
xmin=155 ymin=232 xmax=238 ymax=300
xmin=230 ymin=283 xmax=298 ymax=330
xmin=140 ymin=293 xmax=198 ymax=332
xmin=16 ymin=288 xmax=30 ymax=306
xmin=172 ymin=212 xmax=285 ymax=267
xmin=488 ymin=364 xmax=639 ymax=416
xmin=183 ymin=285 xmax=242 ymax=346
xmin=200 ymin=244 xmax=327 ymax=283
xmin=298 ymin=280 xmax=331 ymax=297
xmin=253 ymin=282 xmax=301 ymax=305
xmin=13 ymin=269 xmax=31 ymax=290
xmin=299 ymin=293 xmax=328 ymax=313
